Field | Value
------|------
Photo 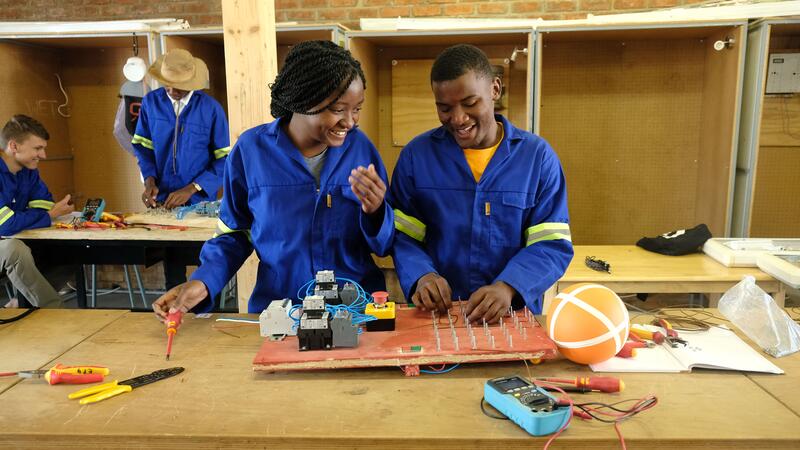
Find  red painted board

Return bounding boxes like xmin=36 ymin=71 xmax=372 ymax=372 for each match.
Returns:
xmin=253 ymin=304 xmax=558 ymax=372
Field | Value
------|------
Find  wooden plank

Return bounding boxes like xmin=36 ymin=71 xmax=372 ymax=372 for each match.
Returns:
xmin=391 ymin=59 xmax=435 ymax=146
xmin=540 ymin=36 xmax=707 ymax=244
xmin=1 ymin=310 xmax=800 ymax=448
xmin=11 ymin=226 xmax=213 ymax=242
xmin=0 ymin=309 xmax=126 ymax=394
xmin=221 ymin=0 xmax=277 ymax=143
xmin=694 ymin=26 xmax=743 ymax=237
xmin=125 ymin=212 xmax=217 ymax=229
xmin=253 ymin=306 xmax=555 ymax=371
xmin=222 ymin=0 xmax=278 ymax=312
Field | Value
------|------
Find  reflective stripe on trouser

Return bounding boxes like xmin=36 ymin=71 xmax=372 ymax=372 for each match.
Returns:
xmin=394 ymin=209 xmax=426 ymax=242
xmin=524 ymin=222 xmax=571 ymax=246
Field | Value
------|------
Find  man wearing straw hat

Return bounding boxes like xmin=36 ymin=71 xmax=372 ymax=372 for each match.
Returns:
xmin=132 ymin=48 xmax=230 ymax=290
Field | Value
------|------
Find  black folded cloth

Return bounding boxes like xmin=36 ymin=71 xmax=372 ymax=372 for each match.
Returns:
xmin=636 ymin=224 xmax=712 ymax=256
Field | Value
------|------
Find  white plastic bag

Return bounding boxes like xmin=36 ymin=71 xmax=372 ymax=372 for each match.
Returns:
xmin=718 ymin=275 xmax=800 ymax=357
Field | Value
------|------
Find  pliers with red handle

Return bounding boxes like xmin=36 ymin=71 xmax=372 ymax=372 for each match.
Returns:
xmin=653 ymin=319 xmax=688 ymax=347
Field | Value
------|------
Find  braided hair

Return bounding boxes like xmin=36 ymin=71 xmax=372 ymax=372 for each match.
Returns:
xmin=431 ymin=44 xmax=494 ymax=83
xmin=270 ymin=40 xmax=366 ymax=119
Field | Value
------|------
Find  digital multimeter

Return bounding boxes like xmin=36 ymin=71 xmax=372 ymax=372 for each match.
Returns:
xmin=82 ymin=198 xmax=106 ymax=222
xmin=484 ymin=375 xmax=571 ymax=436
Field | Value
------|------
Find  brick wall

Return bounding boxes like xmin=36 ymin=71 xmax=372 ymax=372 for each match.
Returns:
xmin=0 ymin=0 xmax=704 ymax=29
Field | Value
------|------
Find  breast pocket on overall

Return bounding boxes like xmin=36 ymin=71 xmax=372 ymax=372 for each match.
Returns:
xmin=183 ymin=122 xmax=211 ymax=158
xmin=329 ymin=185 xmax=363 ymax=242
xmin=490 ymin=192 xmax=535 ymax=248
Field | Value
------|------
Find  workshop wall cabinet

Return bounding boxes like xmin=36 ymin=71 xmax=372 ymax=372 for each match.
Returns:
xmin=0 ymin=30 xmax=159 ymax=213
xmin=732 ymin=18 xmax=800 ymax=238
xmin=346 ymin=29 xmax=535 ymax=177
xmin=535 ymin=22 xmax=747 ymax=245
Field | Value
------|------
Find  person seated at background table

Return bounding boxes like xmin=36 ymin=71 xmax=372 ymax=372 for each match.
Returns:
xmin=389 ymin=44 xmax=573 ymax=322
xmin=131 ymin=48 xmax=231 ymax=291
xmin=0 ymin=115 xmax=73 ymax=308
xmin=152 ymin=40 xmax=394 ymax=317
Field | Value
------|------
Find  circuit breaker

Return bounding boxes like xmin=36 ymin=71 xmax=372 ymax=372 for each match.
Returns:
xmin=259 ymin=298 xmax=297 ymax=338
xmin=766 ymin=53 xmax=800 ymax=94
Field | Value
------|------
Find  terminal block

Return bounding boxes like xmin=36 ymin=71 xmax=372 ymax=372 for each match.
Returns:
xmin=340 ymin=282 xmax=358 ymax=306
xmin=331 ymin=310 xmax=359 ymax=348
xmin=259 ymin=298 xmax=297 ymax=338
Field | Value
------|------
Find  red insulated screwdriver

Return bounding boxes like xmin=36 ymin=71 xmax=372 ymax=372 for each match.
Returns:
xmin=165 ymin=310 xmax=183 ymax=361
xmin=540 ymin=376 xmax=625 ymax=393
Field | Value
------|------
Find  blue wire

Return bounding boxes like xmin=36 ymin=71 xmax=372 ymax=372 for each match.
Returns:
xmin=420 ymin=364 xmax=461 ymax=374
xmin=292 ymin=274 xmax=381 ymax=330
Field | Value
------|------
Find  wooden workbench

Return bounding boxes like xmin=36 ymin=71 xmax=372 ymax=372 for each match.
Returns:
xmin=8 ymin=226 xmax=215 ymax=308
xmin=0 ymin=309 xmax=127 ymax=394
xmin=1 ymin=309 xmax=799 ymax=449
xmin=544 ymin=245 xmax=785 ymax=311
xmin=12 ymin=226 xmax=214 ymax=242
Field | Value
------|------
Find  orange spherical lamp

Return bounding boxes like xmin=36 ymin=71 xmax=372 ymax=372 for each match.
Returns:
xmin=546 ymin=283 xmax=629 ymax=365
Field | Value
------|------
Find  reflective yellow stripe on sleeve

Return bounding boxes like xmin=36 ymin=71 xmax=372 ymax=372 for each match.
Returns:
xmin=212 ymin=219 xmax=252 ymax=242
xmin=27 ymin=200 xmax=54 ymax=210
xmin=524 ymin=222 xmax=572 ymax=247
xmin=394 ymin=209 xmax=426 ymax=242
xmin=213 ymin=146 xmax=231 ymax=159
xmin=131 ymin=134 xmax=154 ymax=150
xmin=0 ymin=206 xmax=15 ymax=226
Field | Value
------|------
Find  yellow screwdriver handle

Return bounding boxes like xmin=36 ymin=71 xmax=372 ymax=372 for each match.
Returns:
xmin=68 ymin=381 xmax=119 ymax=400
xmin=79 ymin=385 xmax=132 ymax=405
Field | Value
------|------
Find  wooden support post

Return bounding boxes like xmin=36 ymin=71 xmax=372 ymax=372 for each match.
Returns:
xmin=222 ymin=0 xmax=278 ymax=313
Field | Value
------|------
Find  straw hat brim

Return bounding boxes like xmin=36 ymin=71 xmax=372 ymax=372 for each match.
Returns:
xmin=148 ymin=54 xmax=209 ymax=91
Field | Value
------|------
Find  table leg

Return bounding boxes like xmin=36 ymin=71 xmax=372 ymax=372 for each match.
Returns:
xmin=708 ymin=293 xmax=722 ymax=308
xmin=772 ymin=285 xmax=786 ymax=308
xmin=75 ymin=265 xmax=87 ymax=309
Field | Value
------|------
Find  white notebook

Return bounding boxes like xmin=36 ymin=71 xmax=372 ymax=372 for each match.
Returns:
xmin=590 ymin=326 xmax=784 ymax=374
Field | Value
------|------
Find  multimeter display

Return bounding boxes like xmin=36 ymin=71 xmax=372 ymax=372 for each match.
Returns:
xmin=82 ymin=198 xmax=105 ymax=222
xmin=494 ymin=376 xmax=529 ymax=392
xmin=484 ymin=375 xmax=570 ymax=436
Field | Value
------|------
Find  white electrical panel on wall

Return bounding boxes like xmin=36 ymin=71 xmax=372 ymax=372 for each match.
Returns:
xmin=766 ymin=53 xmax=800 ymax=94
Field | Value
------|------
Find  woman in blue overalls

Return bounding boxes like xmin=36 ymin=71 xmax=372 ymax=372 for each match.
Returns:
xmin=153 ymin=40 xmax=394 ymax=316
